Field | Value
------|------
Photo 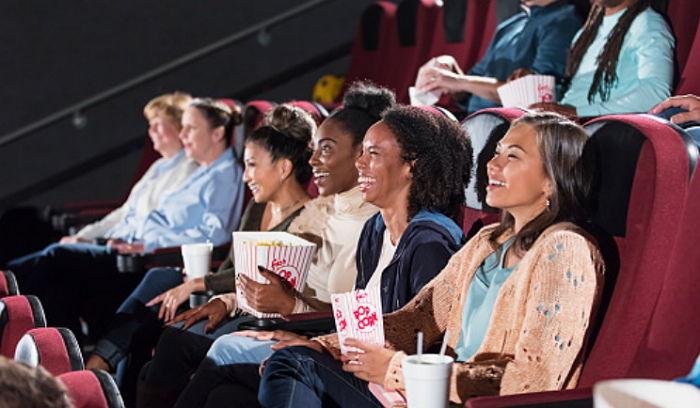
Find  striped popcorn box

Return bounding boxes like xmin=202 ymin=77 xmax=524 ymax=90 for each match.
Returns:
xmin=233 ymin=231 xmax=316 ymax=318
xmin=496 ymin=74 xmax=556 ymax=108
xmin=331 ymin=286 xmax=384 ymax=355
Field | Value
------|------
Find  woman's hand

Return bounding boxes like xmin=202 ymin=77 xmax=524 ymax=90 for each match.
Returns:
xmin=113 ymin=241 xmax=145 ymax=254
xmin=649 ymin=94 xmax=700 ymax=124
xmin=507 ymin=68 xmax=534 ymax=82
xmin=147 ymin=278 xmax=203 ymax=321
xmin=528 ymin=102 xmax=578 ymax=118
xmin=238 ymin=267 xmax=297 ymax=315
xmin=167 ymin=298 xmax=228 ymax=332
xmin=340 ymin=338 xmax=397 ymax=385
xmin=59 ymin=236 xmax=89 ymax=244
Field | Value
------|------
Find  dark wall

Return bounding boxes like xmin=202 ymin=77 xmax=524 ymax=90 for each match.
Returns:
xmin=0 ymin=0 xmax=372 ymax=209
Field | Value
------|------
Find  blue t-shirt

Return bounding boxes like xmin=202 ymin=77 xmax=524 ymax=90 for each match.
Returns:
xmin=465 ymin=1 xmax=582 ymax=113
xmin=455 ymin=238 xmax=516 ymax=361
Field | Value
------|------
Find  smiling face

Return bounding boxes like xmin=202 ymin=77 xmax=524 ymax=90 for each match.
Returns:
xmin=242 ymin=142 xmax=287 ymax=203
xmin=309 ymin=119 xmax=361 ymax=197
xmin=147 ymin=115 xmax=182 ymax=157
xmin=486 ymin=123 xmax=552 ymax=222
xmin=355 ymin=121 xmax=412 ymax=209
xmin=179 ymin=106 xmax=224 ymax=164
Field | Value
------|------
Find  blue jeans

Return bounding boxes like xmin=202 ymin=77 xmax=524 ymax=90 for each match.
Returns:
xmin=258 ymin=346 xmax=382 ymax=408
xmin=207 ymin=334 xmax=276 ymax=365
xmin=6 ymin=242 xmax=139 ymax=338
xmin=93 ymin=266 xmax=184 ymax=368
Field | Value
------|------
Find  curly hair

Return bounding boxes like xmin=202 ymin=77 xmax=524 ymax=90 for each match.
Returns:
xmin=329 ymin=81 xmax=396 ymax=146
xmin=245 ymin=104 xmax=314 ymax=185
xmin=381 ymin=105 xmax=472 ymax=221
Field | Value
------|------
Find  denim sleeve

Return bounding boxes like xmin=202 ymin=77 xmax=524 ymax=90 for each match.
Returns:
xmin=530 ymin=14 xmax=581 ymax=78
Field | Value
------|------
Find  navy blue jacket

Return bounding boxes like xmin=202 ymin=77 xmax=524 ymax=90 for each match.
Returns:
xmin=355 ymin=211 xmax=465 ymax=314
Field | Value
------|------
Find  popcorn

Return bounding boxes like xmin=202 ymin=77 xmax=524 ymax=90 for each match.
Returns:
xmin=331 ymin=286 xmax=384 ymax=354
xmin=497 ymin=75 xmax=556 ymax=108
xmin=233 ymin=232 xmax=316 ymax=318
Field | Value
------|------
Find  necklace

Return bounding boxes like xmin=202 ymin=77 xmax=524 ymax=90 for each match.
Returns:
xmin=271 ymin=198 xmax=303 ymax=218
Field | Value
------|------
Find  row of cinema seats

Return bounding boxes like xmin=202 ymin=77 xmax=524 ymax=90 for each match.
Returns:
xmin=0 ymin=275 xmax=124 ymax=408
xmin=345 ymin=0 xmax=700 ymax=104
xmin=5 ymin=103 xmax=700 ymax=405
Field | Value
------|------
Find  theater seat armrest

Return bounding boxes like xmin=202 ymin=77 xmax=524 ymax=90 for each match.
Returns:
xmin=465 ymin=388 xmax=593 ymax=408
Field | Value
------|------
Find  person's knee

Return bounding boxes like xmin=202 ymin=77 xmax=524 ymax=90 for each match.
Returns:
xmin=207 ymin=335 xmax=255 ymax=365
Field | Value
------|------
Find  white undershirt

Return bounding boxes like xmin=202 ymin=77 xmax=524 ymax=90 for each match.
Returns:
xmin=367 ymin=228 xmax=398 ymax=289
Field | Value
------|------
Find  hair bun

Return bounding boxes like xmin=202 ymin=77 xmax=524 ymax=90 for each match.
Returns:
xmin=343 ymin=81 xmax=396 ymax=119
xmin=263 ymin=104 xmax=316 ymax=145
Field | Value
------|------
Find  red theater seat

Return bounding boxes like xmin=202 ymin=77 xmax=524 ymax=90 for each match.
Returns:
xmin=343 ymin=1 xmax=398 ymax=96
xmin=0 ymin=270 xmax=19 ymax=298
xmin=0 ymin=295 xmax=46 ymax=358
xmin=675 ymin=23 xmax=700 ymax=95
xmin=59 ymin=370 xmax=125 ymax=408
xmin=14 ymin=327 xmax=84 ymax=376
xmin=376 ymin=0 xmax=440 ymax=102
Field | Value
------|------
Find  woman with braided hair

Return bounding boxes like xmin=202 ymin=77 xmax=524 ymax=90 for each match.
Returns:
xmin=529 ymin=0 xmax=673 ymax=117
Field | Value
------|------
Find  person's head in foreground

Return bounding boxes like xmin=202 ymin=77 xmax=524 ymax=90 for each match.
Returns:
xmin=0 ymin=356 xmax=73 ymax=408
xmin=310 ymin=81 xmax=395 ymax=197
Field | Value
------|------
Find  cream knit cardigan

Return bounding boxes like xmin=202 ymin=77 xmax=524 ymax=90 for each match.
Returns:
xmin=316 ymin=222 xmax=605 ymax=403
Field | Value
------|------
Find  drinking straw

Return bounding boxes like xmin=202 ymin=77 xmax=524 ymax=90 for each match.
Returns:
xmin=416 ymin=331 xmax=424 ymax=363
xmin=439 ymin=330 xmax=450 ymax=356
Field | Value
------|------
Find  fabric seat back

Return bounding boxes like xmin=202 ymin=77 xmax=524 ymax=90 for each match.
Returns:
xmin=14 ymin=327 xmax=84 ymax=376
xmin=0 ymin=295 xmax=46 ymax=357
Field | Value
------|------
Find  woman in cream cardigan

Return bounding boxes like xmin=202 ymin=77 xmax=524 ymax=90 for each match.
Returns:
xmin=258 ymin=112 xmax=605 ymax=406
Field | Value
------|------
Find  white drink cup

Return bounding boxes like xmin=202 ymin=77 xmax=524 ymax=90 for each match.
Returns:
xmin=402 ymin=354 xmax=453 ymax=408
xmin=181 ymin=243 xmax=213 ymax=280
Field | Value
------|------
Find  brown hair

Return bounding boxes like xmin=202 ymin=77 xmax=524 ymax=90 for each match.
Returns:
xmin=563 ymin=0 xmax=650 ymax=103
xmin=489 ymin=113 xmax=590 ymax=254
xmin=0 ymin=357 xmax=73 ymax=408
xmin=143 ymin=92 xmax=192 ymax=130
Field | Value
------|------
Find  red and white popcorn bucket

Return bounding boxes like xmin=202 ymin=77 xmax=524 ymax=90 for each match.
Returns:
xmin=331 ymin=286 xmax=384 ymax=355
xmin=496 ymin=74 xmax=556 ymax=108
xmin=233 ymin=231 xmax=316 ymax=318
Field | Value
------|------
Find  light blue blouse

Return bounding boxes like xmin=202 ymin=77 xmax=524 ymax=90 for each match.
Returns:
xmin=107 ymin=147 xmax=244 ymax=252
xmin=559 ymin=7 xmax=674 ymax=116
xmin=455 ymin=238 xmax=516 ymax=361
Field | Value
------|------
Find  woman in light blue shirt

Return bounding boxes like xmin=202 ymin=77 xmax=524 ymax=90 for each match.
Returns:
xmin=530 ymin=0 xmax=674 ymax=117
xmin=6 ymin=98 xmax=244 ymax=344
